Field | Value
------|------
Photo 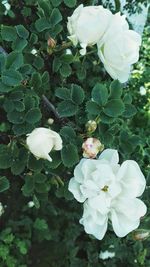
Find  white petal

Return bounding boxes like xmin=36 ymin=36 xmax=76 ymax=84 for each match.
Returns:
xmin=74 ymin=159 xmax=86 ymax=183
xmin=112 ymin=197 xmax=147 ymax=221
xmin=80 ymin=202 xmax=108 ymax=240
xmin=80 ymin=180 xmax=99 ymax=198
xmin=88 ymin=194 xmax=111 ymax=214
xmin=111 ymin=198 xmax=147 ymax=237
xmin=68 ymin=178 xmax=86 ymax=203
xmin=117 ymin=160 xmax=146 ymax=198
xmin=80 ymin=216 xmax=108 ymax=240
xmin=99 ymin=149 xmax=119 ymax=165
xmin=111 ymin=209 xmax=139 ymax=237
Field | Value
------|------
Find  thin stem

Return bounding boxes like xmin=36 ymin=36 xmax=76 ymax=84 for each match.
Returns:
xmin=79 ymin=49 xmax=97 ymax=58
xmin=42 ymin=95 xmax=60 ymax=120
xmin=114 ymin=0 xmax=121 ymax=12
xmin=54 ymin=41 xmax=72 ymax=53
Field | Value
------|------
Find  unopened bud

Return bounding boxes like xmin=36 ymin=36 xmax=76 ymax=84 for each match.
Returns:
xmin=82 ymin=137 xmax=104 ymax=159
xmin=28 ymin=201 xmax=35 ymax=208
xmin=132 ymin=229 xmax=150 ymax=241
xmin=47 ymin=118 xmax=54 ymax=125
xmin=47 ymin=37 xmax=56 ymax=49
xmin=86 ymin=120 xmax=97 ymax=133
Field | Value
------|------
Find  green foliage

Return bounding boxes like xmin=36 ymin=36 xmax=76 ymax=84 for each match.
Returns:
xmin=0 ymin=1 xmax=149 ymax=267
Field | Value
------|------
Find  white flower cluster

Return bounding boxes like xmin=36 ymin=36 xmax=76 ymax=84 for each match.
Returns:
xmin=69 ymin=149 xmax=147 ymax=240
xmin=67 ymin=4 xmax=141 ymax=83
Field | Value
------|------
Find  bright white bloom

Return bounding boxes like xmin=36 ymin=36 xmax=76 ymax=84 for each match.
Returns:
xmin=26 ymin=127 xmax=62 ymax=162
xmin=67 ymin=4 xmax=112 ymax=55
xmin=69 ymin=149 xmax=147 ymax=239
xmin=139 ymin=86 xmax=146 ymax=96
xmin=99 ymin=250 xmax=115 ymax=260
xmin=98 ymin=29 xmax=141 ymax=83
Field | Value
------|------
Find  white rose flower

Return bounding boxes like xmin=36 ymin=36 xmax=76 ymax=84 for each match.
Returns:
xmin=26 ymin=127 xmax=62 ymax=162
xmin=69 ymin=149 xmax=147 ymax=239
xmin=97 ymin=29 xmax=141 ymax=83
xmin=67 ymin=4 xmax=112 ymax=55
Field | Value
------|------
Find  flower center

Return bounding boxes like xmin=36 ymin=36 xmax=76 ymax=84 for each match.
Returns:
xmin=101 ymin=185 xmax=109 ymax=192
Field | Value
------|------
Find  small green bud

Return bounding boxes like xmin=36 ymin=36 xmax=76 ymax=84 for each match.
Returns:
xmin=86 ymin=120 xmax=97 ymax=133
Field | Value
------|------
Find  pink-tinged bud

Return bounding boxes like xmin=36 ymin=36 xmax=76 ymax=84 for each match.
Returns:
xmin=82 ymin=137 xmax=104 ymax=158
xmin=132 ymin=229 xmax=150 ymax=241
xmin=47 ymin=37 xmax=56 ymax=48
xmin=86 ymin=120 xmax=97 ymax=133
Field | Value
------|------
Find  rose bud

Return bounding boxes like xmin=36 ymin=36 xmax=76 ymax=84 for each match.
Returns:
xmin=86 ymin=120 xmax=97 ymax=133
xmin=82 ymin=137 xmax=104 ymax=158
xmin=132 ymin=229 xmax=150 ymax=241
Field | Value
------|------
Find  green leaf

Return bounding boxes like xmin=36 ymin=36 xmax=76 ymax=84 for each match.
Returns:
xmin=44 ymin=151 xmax=61 ymax=169
xmin=22 ymin=175 xmax=35 ymax=197
xmin=35 ymin=183 xmax=50 ymax=193
xmin=109 ymin=80 xmax=123 ymax=99
xmin=86 ymin=101 xmax=100 ymax=115
xmin=34 ymin=173 xmax=47 ymax=183
xmin=42 ymin=71 xmax=50 ymax=84
xmin=1 ymin=26 xmax=17 ymax=41
xmin=61 ymin=144 xmax=79 ymax=167
xmin=15 ymin=25 xmax=29 ymax=39
xmin=60 ymin=54 xmax=74 ymax=64
xmin=11 ymin=148 xmax=28 ymax=175
xmin=14 ymin=101 xmax=25 ymax=112
xmin=12 ymin=37 xmax=28 ymax=51
xmin=123 ymin=93 xmax=132 ymax=104
xmin=0 ymin=176 xmax=10 ymax=192
xmin=2 ymin=69 xmax=23 ymax=86
xmin=6 ymin=52 xmax=24 ymax=70
xmin=53 ymin=57 xmax=62 ymax=72
xmin=55 ymin=87 xmax=71 ymax=100
xmin=60 ymin=126 xmax=76 ymax=140
xmin=92 ymin=83 xmax=108 ymax=106
xmin=64 ymin=0 xmax=77 ymax=7
xmin=60 ymin=64 xmax=72 ymax=77
xmin=29 ymin=33 xmax=38 ymax=45
xmin=50 ymin=8 xmax=62 ymax=26
xmin=25 ymin=108 xmax=42 ymax=123
xmin=30 ymin=72 xmax=42 ymax=89
xmin=122 ymin=104 xmax=137 ymax=118
xmin=0 ymin=53 xmax=6 ymax=72
xmin=3 ymin=99 xmax=14 ymax=112
xmin=100 ymin=113 xmax=116 ymax=124
xmin=35 ymin=18 xmax=51 ymax=32
xmin=103 ymin=99 xmax=125 ymax=117
xmin=33 ymin=56 xmax=44 ymax=70
xmin=57 ymin=100 xmax=78 ymax=117
xmin=0 ymin=82 xmax=12 ymax=93
xmin=7 ymin=110 xmax=25 ymax=124
xmin=51 ymin=0 xmax=62 ymax=7
xmin=71 ymin=84 xmax=85 ymax=105
xmin=27 ymin=154 xmax=43 ymax=172
xmin=0 ymin=145 xmax=12 ymax=169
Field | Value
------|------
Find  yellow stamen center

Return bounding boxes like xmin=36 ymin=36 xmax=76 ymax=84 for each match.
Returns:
xmin=101 ymin=185 xmax=109 ymax=192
